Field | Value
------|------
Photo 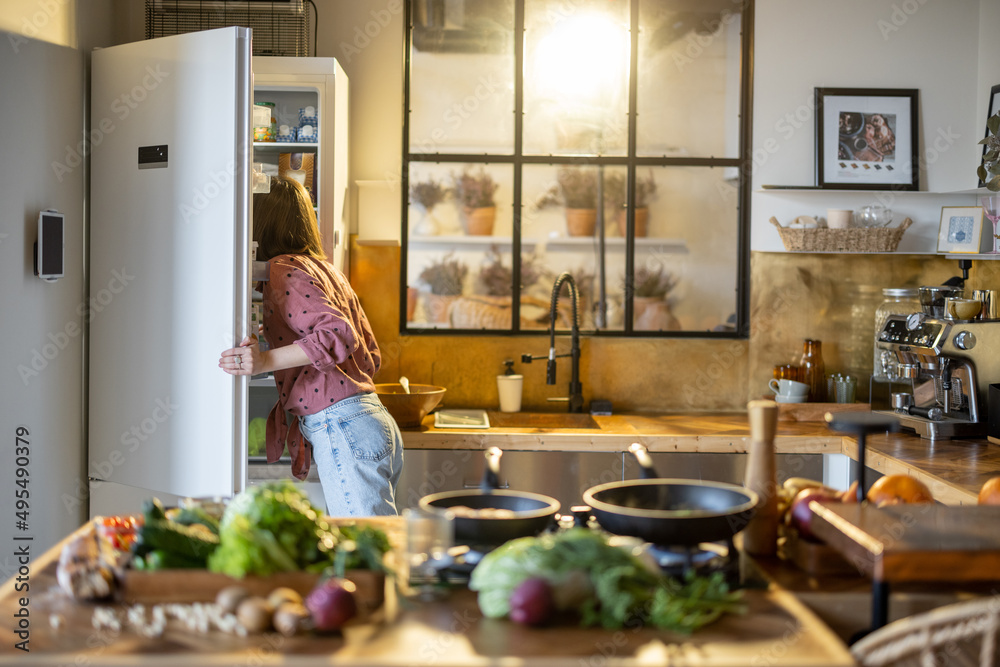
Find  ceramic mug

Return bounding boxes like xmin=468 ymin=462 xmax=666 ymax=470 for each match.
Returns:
xmin=769 ymin=378 xmax=809 ymax=402
xmin=945 ymin=297 xmax=982 ymax=321
xmin=827 ymin=209 xmax=853 ymax=229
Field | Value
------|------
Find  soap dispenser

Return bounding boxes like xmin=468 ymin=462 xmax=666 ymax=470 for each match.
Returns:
xmin=497 ymin=359 xmax=523 ymax=413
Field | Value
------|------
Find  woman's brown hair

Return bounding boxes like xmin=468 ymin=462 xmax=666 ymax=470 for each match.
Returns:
xmin=253 ymin=177 xmax=326 ymax=261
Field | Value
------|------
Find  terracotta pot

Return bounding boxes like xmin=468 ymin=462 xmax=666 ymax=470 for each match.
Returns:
xmin=616 ymin=207 xmax=649 ymax=237
xmin=634 ymin=296 xmax=680 ymax=331
xmin=422 ymin=293 xmax=457 ymax=324
xmin=462 ymin=206 xmax=496 ymax=236
xmin=565 ymin=208 xmax=597 ymax=237
xmin=406 ymin=287 xmax=418 ymax=322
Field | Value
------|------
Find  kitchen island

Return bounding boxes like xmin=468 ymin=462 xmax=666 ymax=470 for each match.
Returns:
xmin=0 ymin=517 xmax=857 ymax=667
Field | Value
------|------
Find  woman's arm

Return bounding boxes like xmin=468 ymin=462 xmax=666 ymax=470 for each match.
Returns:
xmin=219 ymin=335 xmax=311 ymax=376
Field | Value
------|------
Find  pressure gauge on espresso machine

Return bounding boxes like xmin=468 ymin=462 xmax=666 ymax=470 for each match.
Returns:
xmin=906 ymin=312 xmax=925 ymax=330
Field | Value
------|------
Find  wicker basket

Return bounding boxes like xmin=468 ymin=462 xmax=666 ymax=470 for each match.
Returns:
xmin=770 ymin=216 xmax=912 ymax=252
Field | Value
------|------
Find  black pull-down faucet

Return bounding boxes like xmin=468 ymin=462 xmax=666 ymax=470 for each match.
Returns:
xmin=521 ymin=272 xmax=584 ymax=413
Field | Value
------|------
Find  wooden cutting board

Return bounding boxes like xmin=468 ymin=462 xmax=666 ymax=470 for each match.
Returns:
xmin=807 ymin=502 xmax=1000 ymax=582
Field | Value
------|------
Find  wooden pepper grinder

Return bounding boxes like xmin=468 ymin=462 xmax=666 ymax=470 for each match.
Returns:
xmin=743 ymin=399 xmax=780 ymax=556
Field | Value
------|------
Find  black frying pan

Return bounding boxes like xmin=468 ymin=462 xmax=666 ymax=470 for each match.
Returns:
xmin=419 ymin=447 xmax=561 ymax=547
xmin=582 ymin=443 xmax=759 ymax=546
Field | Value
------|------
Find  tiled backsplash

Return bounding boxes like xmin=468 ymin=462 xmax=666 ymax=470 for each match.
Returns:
xmin=351 ymin=238 xmax=993 ymax=412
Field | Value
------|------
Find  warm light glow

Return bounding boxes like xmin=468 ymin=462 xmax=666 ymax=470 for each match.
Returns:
xmin=531 ymin=12 xmax=629 ymax=108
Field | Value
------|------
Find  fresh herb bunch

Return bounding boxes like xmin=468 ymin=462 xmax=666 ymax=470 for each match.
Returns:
xmin=452 ymin=167 xmax=499 ymax=209
xmin=409 ymin=177 xmax=448 ymax=209
xmin=604 ymin=171 xmax=659 ymax=208
xmin=475 ymin=245 xmax=545 ymax=297
xmin=328 ymin=523 xmax=394 ymax=577
xmin=418 ymin=252 xmax=468 ymax=296
xmin=979 ymin=110 xmax=1000 ymax=191
xmin=469 ymin=528 xmax=745 ymax=634
xmin=626 ymin=265 xmax=678 ymax=298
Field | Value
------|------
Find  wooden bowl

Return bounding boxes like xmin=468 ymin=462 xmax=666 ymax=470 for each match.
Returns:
xmin=374 ymin=384 xmax=446 ymax=428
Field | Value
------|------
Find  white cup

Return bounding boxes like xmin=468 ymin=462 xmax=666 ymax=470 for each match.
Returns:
xmin=827 ymin=209 xmax=853 ymax=229
xmin=497 ymin=375 xmax=523 ymax=413
xmin=769 ymin=378 xmax=809 ymax=396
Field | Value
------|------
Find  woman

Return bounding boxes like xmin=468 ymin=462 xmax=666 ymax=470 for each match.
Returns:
xmin=219 ymin=177 xmax=403 ymax=516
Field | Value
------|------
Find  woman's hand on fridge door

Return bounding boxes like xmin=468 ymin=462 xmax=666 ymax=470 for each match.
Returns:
xmin=219 ymin=334 xmax=263 ymax=376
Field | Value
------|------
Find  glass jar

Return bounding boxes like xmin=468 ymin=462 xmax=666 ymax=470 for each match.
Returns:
xmin=873 ymin=288 xmax=920 ymax=382
xmin=800 ymin=339 xmax=825 ymax=402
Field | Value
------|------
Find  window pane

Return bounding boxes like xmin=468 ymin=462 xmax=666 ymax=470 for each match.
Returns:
xmin=522 ymin=164 xmax=626 ymax=332
xmin=409 ymin=0 xmax=516 ymax=154
xmin=406 ymin=162 xmax=514 ymax=329
xmin=633 ymin=166 xmax=740 ymax=332
xmin=636 ymin=1 xmax=743 ymax=158
xmin=522 ymin=0 xmax=630 ymax=156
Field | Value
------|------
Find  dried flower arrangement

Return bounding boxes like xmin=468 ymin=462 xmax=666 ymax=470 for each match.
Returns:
xmin=475 ymin=245 xmax=545 ymax=297
xmin=604 ymin=171 xmax=659 ymax=209
xmin=451 ymin=167 xmax=499 ymax=209
xmin=535 ymin=167 xmax=599 ymax=210
xmin=625 ymin=265 xmax=678 ymax=298
xmin=418 ymin=252 xmax=468 ymax=296
xmin=979 ymin=109 xmax=1000 ymax=191
xmin=409 ymin=177 xmax=448 ymax=210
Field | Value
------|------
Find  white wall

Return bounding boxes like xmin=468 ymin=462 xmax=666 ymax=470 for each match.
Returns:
xmin=313 ymin=1 xmax=406 ymax=237
xmin=751 ymin=0 xmax=985 ymax=252
xmin=0 ymin=32 xmax=87 ymax=560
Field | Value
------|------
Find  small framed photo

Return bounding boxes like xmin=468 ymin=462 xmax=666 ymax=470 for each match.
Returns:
xmin=937 ymin=206 xmax=986 ymax=253
xmin=815 ymin=87 xmax=919 ymax=190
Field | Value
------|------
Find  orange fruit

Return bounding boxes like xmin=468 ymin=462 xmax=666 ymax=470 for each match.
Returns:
xmin=978 ymin=477 xmax=1000 ymax=505
xmin=866 ymin=474 xmax=934 ymax=506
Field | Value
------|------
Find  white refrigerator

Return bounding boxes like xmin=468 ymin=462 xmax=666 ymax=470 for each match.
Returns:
xmin=88 ymin=28 xmax=348 ymax=516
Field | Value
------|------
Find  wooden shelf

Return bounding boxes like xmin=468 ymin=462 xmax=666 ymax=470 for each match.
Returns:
xmin=252 ymin=142 xmax=317 ymax=150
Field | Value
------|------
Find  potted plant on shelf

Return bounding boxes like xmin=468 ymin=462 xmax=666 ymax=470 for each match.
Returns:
xmin=625 ymin=264 xmax=680 ymax=331
xmin=450 ymin=246 xmax=547 ymax=329
xmin=605 ymin=171 xmax=658 ymax=237
xmin=978 ymin=108 xmax=1000 ymax=252
xmin=409 ymin=176 xmax=448 ymax=236
xmin=536 ymin=167 xmax=599 ymax=237
xmin=417 ymin=253 xmax=468 ymax=323
xmin=451 ymin=167 xmax=499 ymax=236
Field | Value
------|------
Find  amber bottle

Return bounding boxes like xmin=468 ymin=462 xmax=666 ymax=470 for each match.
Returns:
xmin=800 ymin=339 xmax=826 ymax=402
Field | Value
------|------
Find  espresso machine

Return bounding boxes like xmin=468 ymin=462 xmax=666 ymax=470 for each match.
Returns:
xmin=872 ymin=289 xmax=1000 ymax=440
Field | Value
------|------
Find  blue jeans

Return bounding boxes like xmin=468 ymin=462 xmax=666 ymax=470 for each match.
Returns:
xmin=300 ymin=393 xmax=403 ymax=517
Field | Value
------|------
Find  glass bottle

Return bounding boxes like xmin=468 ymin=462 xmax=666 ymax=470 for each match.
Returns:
xmin=800 ymin=339 xmax=825 ymax=402
xmin=873 ymin=288 xmax=920 ymax=382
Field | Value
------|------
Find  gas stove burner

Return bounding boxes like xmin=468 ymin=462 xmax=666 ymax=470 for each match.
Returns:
xmin=645 ymin=538 xmax=738 ymax=583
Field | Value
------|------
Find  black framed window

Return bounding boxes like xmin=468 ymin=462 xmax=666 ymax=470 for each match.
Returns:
xmin=402 ymin=0 xmax=753 ymax=337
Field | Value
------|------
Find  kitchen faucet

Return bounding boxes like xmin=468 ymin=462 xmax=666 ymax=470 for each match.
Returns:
xmin=521 ymin=272 xmax=584 ymax=413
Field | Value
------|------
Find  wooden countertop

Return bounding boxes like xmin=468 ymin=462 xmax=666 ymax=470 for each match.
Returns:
xmin=0 ymin=521 xmax=855 ymax=667
xmin=396 ymin=411 xmax=1000 ymax=506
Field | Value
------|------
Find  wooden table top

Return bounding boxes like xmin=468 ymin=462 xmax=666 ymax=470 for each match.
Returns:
xmin=0 ymin=521 xmax=856 ymax=667
xmin=808 ymin=502 xmax=1000 ymax=583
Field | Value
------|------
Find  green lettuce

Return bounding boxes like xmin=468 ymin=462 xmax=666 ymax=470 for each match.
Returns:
xmin=468 ymin=528 xmax=745 ymax=633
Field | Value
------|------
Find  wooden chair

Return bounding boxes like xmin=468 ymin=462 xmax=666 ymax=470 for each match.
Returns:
xmin=851 ymin=597 xmax=1000 ymax=667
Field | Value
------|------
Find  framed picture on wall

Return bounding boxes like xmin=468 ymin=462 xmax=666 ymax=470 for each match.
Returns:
xmin=977 ymin=83 xmax=1000 ymax=189
xmin=937 ymin=206 xmax=986 ymax=253
xmin=815 ymin=88 xmax=919 ymax=191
